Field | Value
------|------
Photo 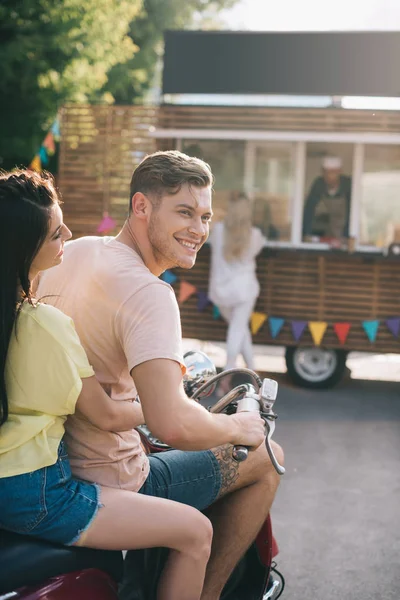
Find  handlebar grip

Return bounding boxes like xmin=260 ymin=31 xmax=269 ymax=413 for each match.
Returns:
xmin=232 ymin=445 xmax=249 ymax=462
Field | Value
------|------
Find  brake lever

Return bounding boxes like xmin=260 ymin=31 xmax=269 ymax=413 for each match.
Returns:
xmin=262 ymin=413 xmax=285 ymax=475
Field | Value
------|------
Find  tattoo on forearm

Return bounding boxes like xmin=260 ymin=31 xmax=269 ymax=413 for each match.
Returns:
xmin=212 ymin=444 xmax=240 ymax=496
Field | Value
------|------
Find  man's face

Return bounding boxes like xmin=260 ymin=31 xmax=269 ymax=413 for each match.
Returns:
xmin=147 ymin=183 xmax=212 ymax=271
xmin=323 ymin=168 xmax=341 ymax=188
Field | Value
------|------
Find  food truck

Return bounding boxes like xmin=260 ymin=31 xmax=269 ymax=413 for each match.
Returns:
xmin=59 ymin=31 xmax=400 ymax=387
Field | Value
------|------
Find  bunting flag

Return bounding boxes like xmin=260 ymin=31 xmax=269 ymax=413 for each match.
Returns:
xmin=178 ymin=281 xmax=197 ymax=304
xmin=362 ymin=320 xmax=380 ymax=343
xmin=39 ymin=146 xmax=49 ymax=166
xmin=309 ymin=321 xmax=328 ymax=346
xmin=154 ymin=267 xmax=400 ymax=343
xmin=333 ymin=322 xmax=351 ymax=345
xmin=269 ymin=317 xmax=284 ymax=339
xmin=161 ymin=270 xmax=177 ymax=285
xmin=97 ymin=212 xmax=116 ymax=234
xmin=51 ymin=118 xmax=61 ymax=140
xmin=212 ymin=305 xmax=221 ymax=319
xmin=386 ymin=317 xmax=400 ymax=338
xmin=29 ymin=155 xmax=41 ymax=172
xmin=43 ymin=132 xmax=56 ymax=155
xmin=291 ymin=320 xmax=307 ymax=342
xmin=251 ymin=312 xmax=267 ymax=336
xmin=197 ymin=291 xmax=211 ymax=312
xmin=28 ymin=117 xmax=60 ymax=172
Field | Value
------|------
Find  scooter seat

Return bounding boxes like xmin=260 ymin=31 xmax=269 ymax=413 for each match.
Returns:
xmin=0 ymin=529 xmax=124 ymax=594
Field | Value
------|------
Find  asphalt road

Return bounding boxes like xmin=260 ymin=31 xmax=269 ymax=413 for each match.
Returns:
xmin=269 ymin=373 xmax=400 ymax=600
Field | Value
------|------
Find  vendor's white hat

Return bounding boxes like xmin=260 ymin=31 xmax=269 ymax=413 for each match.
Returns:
xmin=322 ymin=156 xmax=342 ymax=170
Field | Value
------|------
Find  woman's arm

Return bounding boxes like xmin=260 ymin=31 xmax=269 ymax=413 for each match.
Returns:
xmin=75 ymin=375 xmax=145 ymax=432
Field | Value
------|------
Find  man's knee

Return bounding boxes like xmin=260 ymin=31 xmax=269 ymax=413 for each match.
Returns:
xmin=253 ymin=439 xmax=284 ymax=483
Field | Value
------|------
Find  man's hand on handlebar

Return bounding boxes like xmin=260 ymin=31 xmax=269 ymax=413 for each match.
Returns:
xmin=229 ymin=412 xmax=265 ymax=450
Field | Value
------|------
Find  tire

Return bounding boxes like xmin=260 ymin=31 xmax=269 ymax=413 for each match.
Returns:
xmin=285 ymin=346 xmax=347 ymax=389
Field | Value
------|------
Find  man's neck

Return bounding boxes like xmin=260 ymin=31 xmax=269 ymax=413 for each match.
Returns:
xmin=116 ymin=221 xmax=163 ymax=277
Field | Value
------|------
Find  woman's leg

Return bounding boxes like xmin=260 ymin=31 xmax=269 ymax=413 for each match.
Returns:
xmin=241 ymin=326 xmax=255 ymax=370
xmin=219 ymin=304 xmax=243 ymax=370
xmin=75 ymin=486 xmax=213 ymax=600
xmin=239 ymin=299 xmax=257 ymax=370
xmin=219 ymin=301 xmax=255 ymax=370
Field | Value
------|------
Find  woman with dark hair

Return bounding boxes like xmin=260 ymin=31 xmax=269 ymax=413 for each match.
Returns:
xmin=0 ymin=169 xmax=212 ymax=600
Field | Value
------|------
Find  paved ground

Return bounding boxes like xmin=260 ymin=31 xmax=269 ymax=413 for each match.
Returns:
xmin=266 ymin=373 xmax=400 ymax=600
xmin=184 ymin=340 xmax=400 ymax=599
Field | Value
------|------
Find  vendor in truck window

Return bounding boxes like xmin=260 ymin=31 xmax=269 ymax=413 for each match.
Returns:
xmin=302 ymin=156 xmax=352 ymax=240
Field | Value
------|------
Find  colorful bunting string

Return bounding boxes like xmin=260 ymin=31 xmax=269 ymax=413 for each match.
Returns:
xmin=386 ymin=317 xmax=400 ymax=338
xmin=251 ymin=312 xmax=267 ymax=335
xmin=97 ymin=212 xmax=116 ymax=234
xmin=157 ymin=270 xmax=400 ymax=345
xmin=308 ymin=322 xmax=328 ymax=346
xmin=269 ymin=317 xmax=284 ymax=339
xmin=362 ymin=320 xmax=380 ymax=343
xmin=161 ymin=270 xmax=178 ymax=285
xmin=212 ymin=305 xmax=221 ymax=320
xmin=29 ymin=117 xmax=60 ymax=172
xmin=333 ymin=322 xmax=351 ymax=345
xmin=178 ymin=281 xmax=197 ymax=304
xmin=291 ymin=320 xmax=307 ymax=342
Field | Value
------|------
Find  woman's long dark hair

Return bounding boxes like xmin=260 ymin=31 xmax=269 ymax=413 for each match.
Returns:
xmin=0 ymin=169 xmax=59 ymax=425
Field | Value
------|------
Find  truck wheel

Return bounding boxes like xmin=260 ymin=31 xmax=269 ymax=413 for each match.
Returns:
xmin=285 ymin=346 xmax=347 ymax=389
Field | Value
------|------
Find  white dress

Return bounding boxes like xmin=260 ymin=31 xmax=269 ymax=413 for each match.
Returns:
xmin=208 ymin=222 xmax=266 ymax=308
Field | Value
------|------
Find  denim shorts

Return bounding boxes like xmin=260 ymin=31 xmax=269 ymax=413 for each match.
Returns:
xmin=0 ymin=440 xmax=101 ymax=546
xmin=138 ymin=449 xmax=222 ymax=511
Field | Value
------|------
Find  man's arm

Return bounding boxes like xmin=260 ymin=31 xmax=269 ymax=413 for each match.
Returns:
xmin=131 ymin=358 xmax=265 ymax=451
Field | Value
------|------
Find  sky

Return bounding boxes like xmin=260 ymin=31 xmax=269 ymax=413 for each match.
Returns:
xmin=220 ymin=0 xmax=400 ymax=31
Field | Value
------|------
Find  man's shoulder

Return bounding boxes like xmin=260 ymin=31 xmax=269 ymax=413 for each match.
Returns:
xmin=64 ymin=235 xmax=109 ymax=254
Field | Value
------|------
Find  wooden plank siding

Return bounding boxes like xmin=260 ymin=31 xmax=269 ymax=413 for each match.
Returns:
xmin=59 ymin=105 xmax=158 ymax=238
xmin=158 ymin=105 xmax=400 ymax=133
xmin=172 ymin=246 xmax=400 ymax=353
xmin=58 ymin=104 xmax=400 ymax=353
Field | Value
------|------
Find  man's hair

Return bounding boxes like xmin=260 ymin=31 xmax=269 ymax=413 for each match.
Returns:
xmin=129 ymin=150 xmax=213 ymax=213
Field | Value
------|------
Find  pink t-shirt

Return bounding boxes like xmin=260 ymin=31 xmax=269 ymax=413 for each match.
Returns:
xmin=37 ymin=236 xmax=184 ymax=491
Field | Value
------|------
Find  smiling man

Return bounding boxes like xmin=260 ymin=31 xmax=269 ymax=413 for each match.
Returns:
xmin=37 ymin=151 xmax=283 ymax=600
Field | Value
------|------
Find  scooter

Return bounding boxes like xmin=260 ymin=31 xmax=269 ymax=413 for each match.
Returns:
xmin=0 ymin=351 xmax=284 ymax=600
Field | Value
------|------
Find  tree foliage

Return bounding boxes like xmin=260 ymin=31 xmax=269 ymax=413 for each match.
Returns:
xmin=0 ymin=0 xmax=237 ymax=167
xmin=104 ymin=0 xmax=237 ymax=104
xmin=0 ymin=0 xmax=140 ymax=168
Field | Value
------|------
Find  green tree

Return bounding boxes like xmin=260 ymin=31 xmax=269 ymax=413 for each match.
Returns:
xmin=103 ymin=0 xmax=238 ymax=104
xmin=0 ymin=0 xmax=141 ymax=168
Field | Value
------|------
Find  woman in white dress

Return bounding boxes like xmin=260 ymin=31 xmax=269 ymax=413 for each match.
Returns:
xmin=208 ymin=192 xmax=266 ymax=370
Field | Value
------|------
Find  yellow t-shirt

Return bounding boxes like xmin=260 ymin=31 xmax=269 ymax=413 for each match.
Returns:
xmin=0 ymin=302 xmax=94 ymax=477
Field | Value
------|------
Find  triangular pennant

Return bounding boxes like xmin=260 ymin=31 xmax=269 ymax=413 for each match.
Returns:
xmin=43 ymin=132 xmax=56 ymax=155
xmin=269 ymin=317 xmax=284 ymax=339
xmin=51 ymin=119 xmax=61 ymax=140
xmin=161 ymin=270 xmax=177 ymax=285
xmin=178 ymin=281 xmax=197 ymax=304
xmin=97 ymin=213 xmax=116 ymax=234
xmin=386 ymin=317 xmax=400 ymax=338
xmin=362 ymin=320 xmax=380 ymax=343
xmin=333 ymin=322 xmax=351 ymax=345
xmin=39 ymin=146 xmax=49 ymax=166
xmin=251 ymin=312 xmax=267 ymax=336
xmin=291 ymin=320 xmax=307 ymax=342
xmin=29 ymin=155 xmax=41 ymax=172
xmin=197 ymin=291 xmax=210 ymax=312
xmin=212 ymin=305 xmax=221 ymax=319
xmin=309 ymin=321 xmax=328 ymax=346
